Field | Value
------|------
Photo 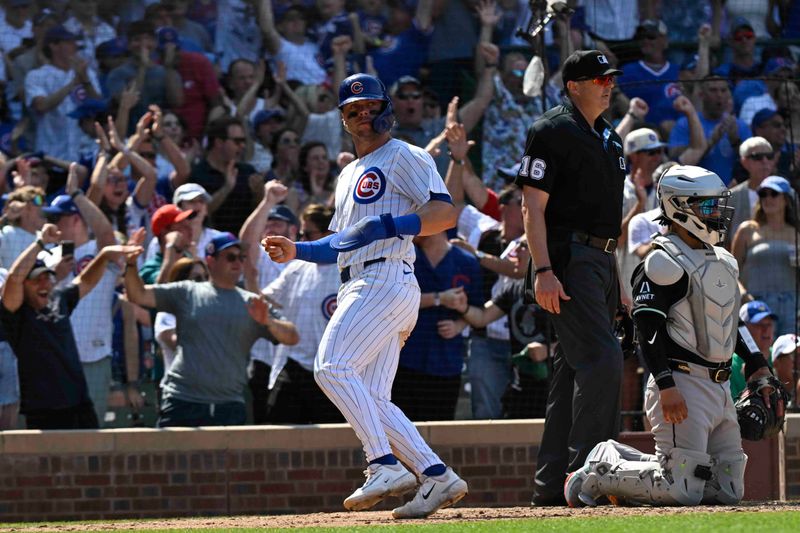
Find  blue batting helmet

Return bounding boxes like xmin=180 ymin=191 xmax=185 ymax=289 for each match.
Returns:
xmin=338 ymin=74 xmax=394 ymax=133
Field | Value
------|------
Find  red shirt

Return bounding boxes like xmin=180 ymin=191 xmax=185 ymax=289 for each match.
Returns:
xmin=174 ymin=51 xmax=220 ymax=138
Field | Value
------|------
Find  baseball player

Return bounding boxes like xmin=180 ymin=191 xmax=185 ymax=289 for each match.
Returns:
xmin=263 ymin=74 xmax=468 ymax=519
xmin=564 ymin=165 xmax=777 ymax=507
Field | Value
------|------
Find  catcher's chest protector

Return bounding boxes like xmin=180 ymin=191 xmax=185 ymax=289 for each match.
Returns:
xmin=653 ymin=235 xmax=740 ymax=363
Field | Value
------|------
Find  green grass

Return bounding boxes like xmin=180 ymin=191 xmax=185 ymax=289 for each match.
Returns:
xmin=3 ymin=511 xmax=800 ymax=533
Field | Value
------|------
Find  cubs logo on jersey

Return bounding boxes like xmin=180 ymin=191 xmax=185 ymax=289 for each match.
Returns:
xmin=353 ymin=167 xmax=386 ymax=204
xmin=321 ymin=294 xmax=338 ymax=320
xmin=75 ymin=254 xmax=95 ymax=275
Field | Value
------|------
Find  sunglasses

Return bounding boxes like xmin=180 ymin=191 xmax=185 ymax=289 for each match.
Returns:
xmin=577 ymin=75 xmax=615 ymax=87
xmin=396 ymin=92 xmax=422 ymax=101
xmin=734 ymin=31 xmax=755 ymax=41
xmin=511 ymin=69 xmax=524 ymax=78
xmin=222 ymin=252 xmax=247 ymax=263
xmin=641 ymin=148 xmax=664 ymax=156
xmin=227 ymin=137 xmax=247 ymax=145
xmin=280 ymin=137 xmax=299 ymax=145
xmin=30 ymin=195 xmax=44 ymax=206
xmin=140 ymin=151 xmax=157 ymax=160
xmin=747 ymin=152 xmax=775 ymax=161
xmin=318 ymin=93 xmax=332 ymax=103
xmin=758 ymin=189 xmax=782 ymax=198
xmin=108 ymin=175 xmax=127 ymax=184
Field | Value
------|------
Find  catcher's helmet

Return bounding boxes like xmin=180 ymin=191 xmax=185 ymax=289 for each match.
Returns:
xmin=657 ymin=165 xmax=733 ymax=245
xmin=338 ymin=73 xmax=394 ymax=133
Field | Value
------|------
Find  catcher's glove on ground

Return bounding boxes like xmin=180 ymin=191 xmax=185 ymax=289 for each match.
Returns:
xmin=735 ymin=374 xmax=790 ymax=441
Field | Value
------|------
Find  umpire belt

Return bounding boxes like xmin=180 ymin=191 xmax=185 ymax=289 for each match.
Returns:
xmin=668 ymin=359 xmax=732 ymax=383
xmin=571 ymin=231 xmax=617 ymax=254
xmin=340 ymin=258 xmax=386 ymax=283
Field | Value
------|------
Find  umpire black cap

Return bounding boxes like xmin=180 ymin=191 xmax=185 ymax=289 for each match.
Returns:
xmin=562 ymin=50 xmax=623 ymax=85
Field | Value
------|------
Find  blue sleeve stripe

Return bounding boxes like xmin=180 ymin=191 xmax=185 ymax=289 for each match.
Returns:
xmin=429 ymin=191 xmax=453 ymax=204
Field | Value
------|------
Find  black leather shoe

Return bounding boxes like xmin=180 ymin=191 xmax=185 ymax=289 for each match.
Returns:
xmin=530 ymin=493 xmax=567 ymax=507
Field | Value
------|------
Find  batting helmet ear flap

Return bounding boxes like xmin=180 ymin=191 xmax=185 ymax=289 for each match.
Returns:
xmin=372 ymin=99 xmax=394 ymax=134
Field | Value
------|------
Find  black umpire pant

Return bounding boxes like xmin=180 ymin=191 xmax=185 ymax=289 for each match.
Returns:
xmin=533 ymin=242 xmax=623 ymax=503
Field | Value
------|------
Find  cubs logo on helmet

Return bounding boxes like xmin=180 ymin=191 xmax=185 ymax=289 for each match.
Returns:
xmin=350 ymin=81 xmax=364 ymax=94
xmin=321 ymin=294 xmax=338 ymax=320
xmin=353 ymin=166 xmax=386 ymax=204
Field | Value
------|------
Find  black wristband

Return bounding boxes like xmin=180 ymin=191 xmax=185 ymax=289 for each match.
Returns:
xmin=447 ymin=151 xmax=465 ymax=165
xmin=69 ymin=189 xmax=83 ymax=200
xmin=534 ymin=266 xmax=552 ymax=274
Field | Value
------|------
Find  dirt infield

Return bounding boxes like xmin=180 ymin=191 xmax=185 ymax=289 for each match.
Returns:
xmin=2 ymin=502 xmax=799 ymax=531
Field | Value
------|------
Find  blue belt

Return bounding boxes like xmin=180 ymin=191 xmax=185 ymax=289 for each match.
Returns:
xmin=340 ymin=258 xmax=386 ymax=283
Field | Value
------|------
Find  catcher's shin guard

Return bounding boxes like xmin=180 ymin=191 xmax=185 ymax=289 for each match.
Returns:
xmin=582 ymin=448 xmax=712 ymax=506
xmin=703 ymin=452 xmax=747 ymax=505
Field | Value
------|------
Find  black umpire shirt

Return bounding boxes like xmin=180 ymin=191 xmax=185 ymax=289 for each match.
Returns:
xmin=514 ymin=99 xmax=626 ymax=239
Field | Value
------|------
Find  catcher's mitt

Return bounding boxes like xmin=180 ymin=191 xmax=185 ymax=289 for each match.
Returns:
xmin=735 ymin=374 xmax=790 ymax=441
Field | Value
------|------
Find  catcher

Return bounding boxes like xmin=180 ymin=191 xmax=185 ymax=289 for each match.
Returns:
xmin=565 ymin=165 xmax=788 ymax=507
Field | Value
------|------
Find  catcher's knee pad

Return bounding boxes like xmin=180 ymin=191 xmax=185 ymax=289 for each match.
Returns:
xmin=587 ymin=439 xmax=657 ymax=464
xmin=664 ymin=448 xmax=713 ymax=506
xmin=703 ymin=452 xmax=747 ymax=505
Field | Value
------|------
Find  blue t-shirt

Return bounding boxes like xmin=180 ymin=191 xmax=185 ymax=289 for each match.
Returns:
xmin=668 ymin=112 xmax=751 ymax=185
xmin=370 ymin=22 xmax=433 ymax=88
xmin=617 ymin=61 xmax=682 ymax=126
xmin=400 ymin=245 xmax=482 ymax=377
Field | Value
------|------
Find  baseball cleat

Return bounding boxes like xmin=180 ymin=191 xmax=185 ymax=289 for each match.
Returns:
xmin=392 ymin=467 xmax=468 ymax=519
xmin=343 ymin=463 xmax=417 ymax=511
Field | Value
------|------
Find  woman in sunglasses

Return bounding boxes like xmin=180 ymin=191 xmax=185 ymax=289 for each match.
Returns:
xmin=0 ymin=186 xmax=47 ymax=269
xmin=732 ymin=175 xmax=799 ymax=335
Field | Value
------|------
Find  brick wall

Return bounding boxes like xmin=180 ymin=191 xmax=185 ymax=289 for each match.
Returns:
xmin=0 ymin=418 xmax=794 ymax=522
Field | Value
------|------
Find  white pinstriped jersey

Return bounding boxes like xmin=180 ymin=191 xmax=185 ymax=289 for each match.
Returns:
xmin=263 ymin=261 xmax=340 ymax=388
xmin=45 ymin=240 xmax=120 ymax=363
xmin=330 ymin=138 xmax=450 ymax=269
xmin=249 ymin=253 xmax=291 ymax=366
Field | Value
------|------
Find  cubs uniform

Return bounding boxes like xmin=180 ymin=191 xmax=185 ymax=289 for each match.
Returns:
xmin=315 ymin=138 xmax=451 ymax=470
xmin=261 ymin=260 xmax=343 ymax=423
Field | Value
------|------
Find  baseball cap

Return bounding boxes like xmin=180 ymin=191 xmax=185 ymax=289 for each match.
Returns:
xmin=758 ymin=175 xmax=792 ymax=195
xmin=730 ymin=16 xmax=754 ymax=33
xmin=151 ymin=204 xmax=194 ymax=238
xmin=771 ymin=334 xmax=800 ymax=358
xmin=42 ymin=195 xmax=80 ymax=217
xmin=389 ymin=75 xmax=422 ymax=95
xmin=764 ymin=57 xmax=795 ymax=76
xmin=497 ymin=163 xmax=521 ymax=182
xmin=44 ymin=25 xmax=78 ymax=46
xmin=96 ymin=37 xmax=128 ymax=58
xmin=751 ymin=108 xmax=780 ymax=131
xmin=156 ymin=26 xmax=180 ymax=50
xmin=739 ymin=300 xmax=778 ymax=324
xmin=27 ymin=259 xmax=55 ymax=280
xmin=637 ymin=19 xmax=668 ymax=37
xmin=739 ymin=136 xmax=772 ymax=158
xmin=205 ymin=232 xmax=240 ymax=256
xmin=268 ymin=205 xmax=299 ymax=226
xmin=67 ymin=98 xmax=108 ymax=120
xmin=252 ymin=109 xmax=286 ymax=130
xmin=624 ymin=128 xmax=666 ymax=155
xmin=173 ymin=183 xmax=211 ymax=204
xmin=562 ymin=49 xmax=623 ymax=84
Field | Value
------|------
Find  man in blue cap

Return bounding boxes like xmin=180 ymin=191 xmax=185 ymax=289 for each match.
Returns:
xmin=730 ymin=300 xmax=778 ymax=399
xmin=751 ymin=108 xmax=799 ymax=181
xmin=68 ymin=98 xmax=108 ymax=164
xmin=249 ymin=109 xmax=287 ymax=173
xmin=124 ymin=231 xmax=299 ymax=427
xmin=24 ymin=24 xmax=101 ymax=160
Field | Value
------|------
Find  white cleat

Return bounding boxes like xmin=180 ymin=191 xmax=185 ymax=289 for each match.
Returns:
xmin=392 ymin=467 xmax=468 ymax=519
xmin=343 ymin=463 xmax=417 ymax=511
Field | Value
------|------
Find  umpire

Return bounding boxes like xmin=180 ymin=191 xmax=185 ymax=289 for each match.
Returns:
xmin=515 ymin=50 xmax=626 ymax=506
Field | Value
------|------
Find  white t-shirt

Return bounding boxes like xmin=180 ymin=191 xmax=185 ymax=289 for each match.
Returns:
xmin=263 ymin=261 xmax=340 ymax=388
xmin=457 ymin=204 xmax=501 ymax=249
xmin=739 ymin=93 xmax=776 ymax=129
xmin=25 ymin=64 xmax=101 ymax=159
xmin=627 ymin=208 xmax=662 ymax=254
xmin=154 ymin=311 xmax=177 ymax=386
xmin=274 ymin=38 xmax=326 ymax=85
xmin=45 ymin=240 xmax=120 ymax=364
xmin=248 ymin=140 xmax=273 ymax=174
xmin=0 ymin=225 xmax=35 ymax=270
xmin=0 ymin=17 xmax=32 ymax=55
xmin=301 ymin=109 xmax=342 ymax=160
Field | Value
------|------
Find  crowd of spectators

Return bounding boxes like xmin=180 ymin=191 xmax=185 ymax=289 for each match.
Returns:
xmin=0 ymin=0 xmax=798 ymax=430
